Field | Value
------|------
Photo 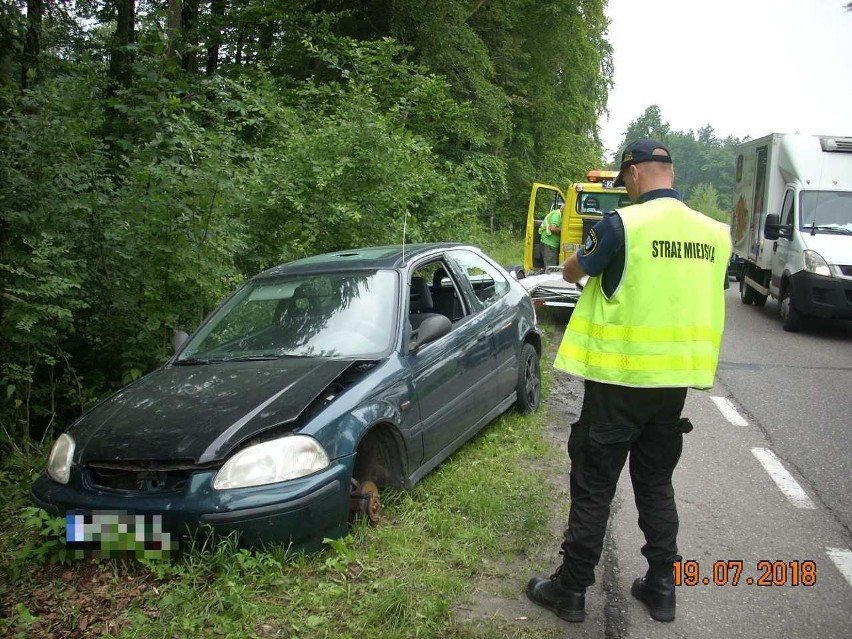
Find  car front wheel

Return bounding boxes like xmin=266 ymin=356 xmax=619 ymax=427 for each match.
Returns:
xmin=349 ymin=478 xmax=381 ymax=525
xmin=514 ymin=343 xmax=541 ymax=413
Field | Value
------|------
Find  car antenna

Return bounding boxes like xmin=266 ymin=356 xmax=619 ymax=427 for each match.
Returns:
xmin=401 ymin=208 xmax=410 ymax=264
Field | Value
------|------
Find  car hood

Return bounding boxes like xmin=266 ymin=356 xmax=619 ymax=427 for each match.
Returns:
xmin=70 ymin=358 xmax=355 ymax=465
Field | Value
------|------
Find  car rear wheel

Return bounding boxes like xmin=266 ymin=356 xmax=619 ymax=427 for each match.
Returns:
xmin=514 ymin=343 xmax=541 ymax=413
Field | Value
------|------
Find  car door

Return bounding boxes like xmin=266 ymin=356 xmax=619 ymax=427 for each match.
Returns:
xmin=446 ymin=249 xmax=517 ymax=412
xmin=525 ymin=183 xmax=565 ymax=272
xmin=404 ymin=258 xmax=492 ymax=464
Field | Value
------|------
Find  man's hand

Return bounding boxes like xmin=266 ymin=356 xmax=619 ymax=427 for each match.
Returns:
xmin=562 ymin=253 xmax=586 ymax=283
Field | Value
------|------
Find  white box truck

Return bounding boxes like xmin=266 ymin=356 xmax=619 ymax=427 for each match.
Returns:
xmin=731 ymin=133 xmax=852 ymax=331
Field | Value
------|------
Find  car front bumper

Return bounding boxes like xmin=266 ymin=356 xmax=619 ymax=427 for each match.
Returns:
xmin=30 ymin=455 xmax=355 ymax=550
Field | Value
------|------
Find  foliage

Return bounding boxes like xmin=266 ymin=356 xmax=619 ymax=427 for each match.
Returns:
xmin=13 ymin=507 xmax=71 ymax=569
xmin=613 ymin=106 xmax=742 ymax=210
xmin=687 ymin=183 xmax=728 ymax=223
xmin=1 ymin=4 xmax=549 ymax=445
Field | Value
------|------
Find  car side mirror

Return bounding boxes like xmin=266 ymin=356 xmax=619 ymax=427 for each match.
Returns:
xmin=409 ymin=315 xmax=452 ymax=353
xmin=172 ymin=331 xmax=189 ymax=354
xmin=504 ymin=265 xmax=525 ymax=280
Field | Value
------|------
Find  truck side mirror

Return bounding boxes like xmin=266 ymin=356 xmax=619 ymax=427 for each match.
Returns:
xmin=764 ymin=214 xmax=782 ymax=241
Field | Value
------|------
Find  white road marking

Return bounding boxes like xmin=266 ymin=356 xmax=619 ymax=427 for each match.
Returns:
xmin=750 ymin=447 xmax=816 ymax=509
xmin=710 ymin=396 xmax=749 ymax=426
xmin=826 ymin=548 xmax=852 ymax=588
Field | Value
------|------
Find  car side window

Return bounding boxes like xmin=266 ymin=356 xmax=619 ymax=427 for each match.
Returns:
xmin=449 ymin=250 xmax=510 ymax=309
xmin=409 ymin=260 xmax=469 ymax=328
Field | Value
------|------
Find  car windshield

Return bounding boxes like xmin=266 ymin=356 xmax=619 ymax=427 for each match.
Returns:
xmin=800 ymin=191 xmax=852 ymax=234
xmin=178 ymin=270 xmax=398 ymax=360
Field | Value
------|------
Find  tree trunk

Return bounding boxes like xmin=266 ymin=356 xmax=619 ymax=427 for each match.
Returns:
xmin=167 ymin=0 xmax=182 ymax=67
xmin=182 ymin=0 xmax=199 ymax=73
xmin=108 ymin=0 xmax=136 ymax=93
xmin=206 ymin=0 xmax=226 ymax=75
xmin=105 ymin=0 xmax=136 ymax=145
xmin=259 ymin=19 xmax=276 ymax=53
xmin=21 ymin=0 xmax=44 ymax=89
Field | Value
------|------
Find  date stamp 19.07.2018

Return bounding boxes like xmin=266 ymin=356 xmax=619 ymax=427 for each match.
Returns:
xmin=673 ymin=560 xmax=816 ymax=587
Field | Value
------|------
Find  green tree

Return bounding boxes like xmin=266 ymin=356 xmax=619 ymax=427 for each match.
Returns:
xmin=687 ymin=183 xmax=727 ymax=223
xmin=615 ymin=105 xmax=671 ymax=161
xmin=616 ymin=107 xmax=741 ymax=209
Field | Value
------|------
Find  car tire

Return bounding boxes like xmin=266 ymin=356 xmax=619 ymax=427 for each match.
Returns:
xmin=514 ymin=343 xmax=541 ymax=413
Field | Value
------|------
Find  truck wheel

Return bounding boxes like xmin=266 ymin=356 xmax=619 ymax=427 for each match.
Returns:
xmin=780 ymin=294 xmax=803 ymax=332
xmin=739 ymin=277 xmax=756 ymax=305
xmin=752 ymin=291 xmax=768 ymax=307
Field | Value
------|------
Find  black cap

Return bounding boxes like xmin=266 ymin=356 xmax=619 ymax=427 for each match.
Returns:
xmin=613 ymin=139 xmax=672 ymax=187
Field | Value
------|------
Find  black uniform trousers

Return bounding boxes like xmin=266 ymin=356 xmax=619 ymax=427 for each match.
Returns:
xmin=559 ymin=379 xmax=687 ymax=591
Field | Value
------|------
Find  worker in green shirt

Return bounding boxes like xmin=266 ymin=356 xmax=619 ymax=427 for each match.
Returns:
xmin=538 ymin=205 xmax=562 ymax=268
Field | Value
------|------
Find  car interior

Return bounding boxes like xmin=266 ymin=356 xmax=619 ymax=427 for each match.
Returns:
xmin=408 ymin=262 xmax=469 ymax=336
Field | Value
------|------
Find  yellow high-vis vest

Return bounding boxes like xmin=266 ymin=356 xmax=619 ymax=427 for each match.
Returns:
xmin=554 ymin=198 xmax=731 ymax=389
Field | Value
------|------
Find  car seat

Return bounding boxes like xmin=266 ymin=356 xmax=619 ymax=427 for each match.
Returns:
xmin=584 ymin=196 xmax=600 ymax=212
xmin=409 ymin=276 xmax=441 ymax=331
xmin=431 ymin=269 xmax=463 ymax=322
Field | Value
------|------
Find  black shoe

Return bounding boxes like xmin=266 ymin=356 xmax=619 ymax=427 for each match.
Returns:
xmin=631 ymin=576 xmax=676 ymax=622
xmin=526 ymin=570 xmax=586 ymax=623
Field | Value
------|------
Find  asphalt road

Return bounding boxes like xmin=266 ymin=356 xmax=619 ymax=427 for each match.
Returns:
xmin=530 ymin=285 xmax=852 ymax=638
xmin=715 ymin=286 xmax=852 ymax=535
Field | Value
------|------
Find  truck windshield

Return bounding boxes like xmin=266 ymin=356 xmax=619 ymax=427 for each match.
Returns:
xmin=577 ymin=192 xmax=632 ymax=216
xmin=799 ymin=191 xmax=852 ymax=234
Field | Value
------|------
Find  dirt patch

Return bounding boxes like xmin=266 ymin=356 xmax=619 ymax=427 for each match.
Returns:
xmin=452 ymin=317 xmax=592 ymax=636
xmin=1 ymin=561 xmax=162 ymax=638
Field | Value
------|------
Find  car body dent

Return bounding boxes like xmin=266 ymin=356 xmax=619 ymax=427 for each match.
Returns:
xmin=67 ymin=358 xmax=355 ymax=465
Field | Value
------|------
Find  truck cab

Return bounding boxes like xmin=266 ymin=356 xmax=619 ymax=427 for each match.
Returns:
xmin=523 ymin=170 xmax=631 ymax=274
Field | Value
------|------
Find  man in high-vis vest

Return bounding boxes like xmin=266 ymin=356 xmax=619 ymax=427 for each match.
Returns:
xmin=526 ymin=139 xmax=731 ymax=623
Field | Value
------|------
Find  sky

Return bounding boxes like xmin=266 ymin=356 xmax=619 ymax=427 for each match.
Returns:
xmin=597 ymin=0 xmax=852 ymax=160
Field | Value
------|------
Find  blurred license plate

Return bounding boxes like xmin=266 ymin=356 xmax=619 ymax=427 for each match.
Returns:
xmin=66 ymin=510 xmax=178 ymax=558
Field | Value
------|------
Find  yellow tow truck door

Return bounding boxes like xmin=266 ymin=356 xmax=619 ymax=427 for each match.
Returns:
xmin=524 ymin=183 xmax=565 ymax=273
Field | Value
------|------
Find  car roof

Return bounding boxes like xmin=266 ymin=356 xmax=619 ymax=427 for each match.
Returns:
xmin=256 ymin=243 xmax=471 ymax=278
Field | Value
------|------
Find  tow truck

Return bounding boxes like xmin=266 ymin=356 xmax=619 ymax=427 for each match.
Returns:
xmin=515 ymin=170 xmax=630 ymax=309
